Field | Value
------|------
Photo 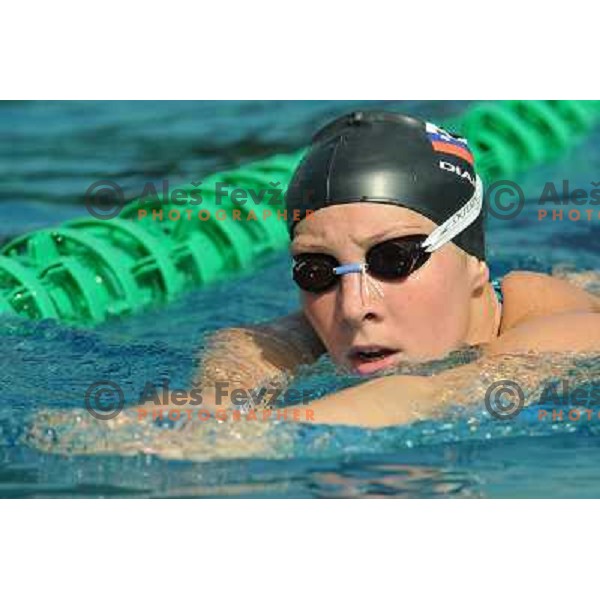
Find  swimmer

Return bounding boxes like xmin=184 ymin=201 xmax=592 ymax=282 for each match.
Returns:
xmin=28 ymin=111 xmax=600 ymax=458
xmin=194 ymin=111 xmax=600 ymax=427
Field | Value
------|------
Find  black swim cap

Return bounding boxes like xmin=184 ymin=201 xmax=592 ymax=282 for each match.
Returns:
xmin=285 ymin=111 xmax=485 ymax=260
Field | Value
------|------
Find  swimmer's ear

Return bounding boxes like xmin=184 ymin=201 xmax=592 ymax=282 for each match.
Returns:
xmin=466 ymin=256 xmax=489 ymax=293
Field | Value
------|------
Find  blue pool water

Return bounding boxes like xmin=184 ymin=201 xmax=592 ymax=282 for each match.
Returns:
xmin=1 ymin=100 xmax=600 ymax=498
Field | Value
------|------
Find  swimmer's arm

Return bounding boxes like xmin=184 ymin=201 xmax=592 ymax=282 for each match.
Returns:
xmin=306 ymin=312 xmax=600 ymax=428
xmin=28 ymin=315 xmax=600 ymax=461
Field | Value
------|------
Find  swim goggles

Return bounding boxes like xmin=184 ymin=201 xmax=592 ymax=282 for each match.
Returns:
xmin=292 ymin=175 xmax=483 ymax=296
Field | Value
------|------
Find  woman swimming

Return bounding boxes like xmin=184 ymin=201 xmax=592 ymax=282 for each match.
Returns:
xmin=194 ymin=110 xmax=600 ymax=427
xmin=28 ymin=110 xmax=600 ymax=460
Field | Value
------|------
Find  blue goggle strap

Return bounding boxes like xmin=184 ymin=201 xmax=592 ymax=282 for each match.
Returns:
xmin=332 ymin=263 xmax=366 ymax=276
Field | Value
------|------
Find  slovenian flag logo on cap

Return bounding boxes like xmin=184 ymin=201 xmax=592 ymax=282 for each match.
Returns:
xmin=426 ymin=122 xmax=474 ymax=166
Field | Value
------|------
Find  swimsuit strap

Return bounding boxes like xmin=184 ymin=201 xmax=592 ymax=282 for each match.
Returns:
xmin=491 ymin=278 xmax=504 ymax=305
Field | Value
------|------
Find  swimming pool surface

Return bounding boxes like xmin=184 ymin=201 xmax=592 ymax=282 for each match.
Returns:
xmin=2 ymin=100 xmax=600 ymax=498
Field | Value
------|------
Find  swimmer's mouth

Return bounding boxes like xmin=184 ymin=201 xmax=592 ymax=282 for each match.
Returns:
xmin=347 ymin=346 xmax=400 ymax=375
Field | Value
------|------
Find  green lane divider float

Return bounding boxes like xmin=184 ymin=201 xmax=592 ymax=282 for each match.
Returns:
xmin=0 ymin=149 xmax=304 ymax=326
xmin=1 ymin=101 xmax=599 ymax=327
xmin=458 ymin=100 xmax=600 ymax=181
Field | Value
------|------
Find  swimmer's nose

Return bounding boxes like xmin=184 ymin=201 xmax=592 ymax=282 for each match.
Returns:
xmin=337 ymin=272 xmax=379 ymax=326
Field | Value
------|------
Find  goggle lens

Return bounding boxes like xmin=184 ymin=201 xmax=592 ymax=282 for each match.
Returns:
xmin=292 ymin=254 xmax=339 ymax=293
xmin=366 ymin=235 xmax=429 ymax=280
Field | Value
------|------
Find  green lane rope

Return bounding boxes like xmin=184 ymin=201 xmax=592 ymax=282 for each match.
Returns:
xmin=457 ymin=100 xmax=600 ymax=181
xmin=1 ymin=101 xmax=599 ymax=327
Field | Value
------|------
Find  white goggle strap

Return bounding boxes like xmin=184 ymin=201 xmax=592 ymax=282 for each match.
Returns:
xmin=421 ymin=175 xmax=484 ymax=254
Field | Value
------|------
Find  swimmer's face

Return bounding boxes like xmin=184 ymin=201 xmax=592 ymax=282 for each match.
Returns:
xmin=291 ymin=204 xmax=489 ymax=375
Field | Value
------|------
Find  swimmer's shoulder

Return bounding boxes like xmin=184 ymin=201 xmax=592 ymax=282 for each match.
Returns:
xmin=199 ymin=311 xmax=325 ymax=387
xmin=251 ymin=311 xmax=326 ymax=366
xmin=498 ymin=270 xmax=600 ymax=333
xmin=481 ymin=270 xmax=600 ymax=355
